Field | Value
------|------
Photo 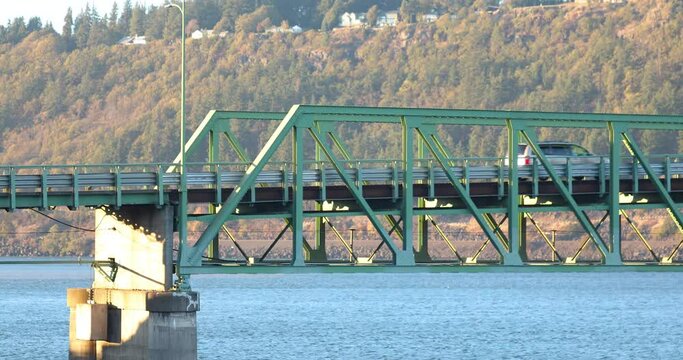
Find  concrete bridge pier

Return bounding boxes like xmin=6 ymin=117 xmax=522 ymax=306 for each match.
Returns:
xmin=68 ymin=205 xmax=199 ymax=360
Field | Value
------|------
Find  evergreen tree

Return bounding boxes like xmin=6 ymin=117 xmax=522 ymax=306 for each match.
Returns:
xmin=109 ymin=2 xmax=119 ymax=30
xmin=73 ymin=5 xmax=92 ymax=48
xmin=61 ymin=8 xmax=75 ymax=51
xmin=26 ymin=17 xmax=42 ymax=32
xmin=129 ymin=5 xmax=145 ymax=36
xmin=4 ymin=18 xmax=28 ymax=44
xmin=119 ymin=0 xmax=133 ymax=35
xmin=62 ymin=8 xmax=73 ymax=39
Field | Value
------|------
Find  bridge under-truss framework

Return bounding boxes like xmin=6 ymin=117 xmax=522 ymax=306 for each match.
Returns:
xmin=3 ymin=105 xmax=683 ymax=284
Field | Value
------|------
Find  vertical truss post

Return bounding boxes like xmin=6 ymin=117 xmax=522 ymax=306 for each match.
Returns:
xmin=311 ymin=128 xmax=328 ymax=262
xmin=415 ymin=135 xmax=431 ymax=262
xmin=291 ymin=125 xmax=306 ymax=266
xmin=41 ymin=167 xmax=48 ymax=210
xmin=207 ymin=129 xmax=220 ymax=260
xmin=505 ymin=120 xmax=527 ymax=265
xmin=399 ymin=117 xmax=417 ymax=265
xmin=607 ymin=122 xmax=623 ymax=265
xmin=521 ymin=211 xmax=528 ymax=261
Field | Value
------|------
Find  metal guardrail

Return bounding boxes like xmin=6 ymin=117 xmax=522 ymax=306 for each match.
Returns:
xmin=0 ymin=156 xmax=682 ymax=207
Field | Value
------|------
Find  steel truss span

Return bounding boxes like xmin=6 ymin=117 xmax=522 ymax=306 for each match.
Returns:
xmin=3 ymin=106 xmax=683 ymax=282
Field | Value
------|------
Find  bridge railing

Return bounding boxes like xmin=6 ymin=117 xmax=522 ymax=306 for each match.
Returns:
xmin=1 ymin=154 xmax=683 ymax=209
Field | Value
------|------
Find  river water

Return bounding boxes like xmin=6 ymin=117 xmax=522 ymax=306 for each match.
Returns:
xmin=1 ymin=260 xmax=682 ymax=359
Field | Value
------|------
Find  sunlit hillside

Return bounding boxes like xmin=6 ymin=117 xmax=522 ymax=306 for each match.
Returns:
xmin=0 ymin=0 xmax=680 ymax=256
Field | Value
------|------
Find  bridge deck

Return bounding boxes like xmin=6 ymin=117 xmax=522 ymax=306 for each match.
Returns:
xmin=1 ymin=162 xmax=682 ymax=210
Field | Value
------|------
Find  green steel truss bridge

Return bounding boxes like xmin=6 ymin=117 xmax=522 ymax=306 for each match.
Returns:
xmin=3 ymin=105 xmax=683 ymax=278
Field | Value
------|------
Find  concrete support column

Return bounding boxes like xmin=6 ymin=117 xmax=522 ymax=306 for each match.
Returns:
xmin=68 ymin=205 xmax=199 ymax=359
xmin=68 ymin=289 xmax=199 ymax=360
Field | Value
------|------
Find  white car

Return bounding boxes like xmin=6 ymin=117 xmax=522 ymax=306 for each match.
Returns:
xmin=505 ymin=142 xmax=604 ymax=179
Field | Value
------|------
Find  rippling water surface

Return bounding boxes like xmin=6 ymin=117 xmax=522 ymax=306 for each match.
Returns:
xmin=1 ymin=260 xmax=682 ymax=359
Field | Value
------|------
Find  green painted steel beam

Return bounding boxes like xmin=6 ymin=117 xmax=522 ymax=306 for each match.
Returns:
xmin=167 ymin=110 xmax=286 ymax=173
xmin=621 ymin=132 xmax=683 ymax=264
xmin=175 ymin=264 xmax=683 ymax=275
xmin=291 ymin=125 xmax=306 ymax=266
xmin=506 ymin=119 xmax=525 ymax=264
xmin=207 ymin=129 xmax=220 ymax=259
xmin=307 ymin=126 xmax=407 ymax=264
xmin=211 ymin=111 xmax=286 ymax=121
xmin=416 ymin=123 xmax=513 ymax=264
xmin=0 ymin=192 xmax=170 ymax=209
xmin=519 ymin=129 xmax=616 ymax=264
xmin=317 ymin=123 xmax=413 ymax=264
xmin=400 ymin=117 xmax=417 ymax=265
xmin=608 ymin=123 xmax=623 ymax=264
xmin=168 ymin=110 xmax=218 ymax=173
xmin=185 ymin=106 xmax=302 ymax=266
xmin=288 ymin=105 xmax=683 ymax=126
xmin=0 ymin=190 xmax=680 ymax=213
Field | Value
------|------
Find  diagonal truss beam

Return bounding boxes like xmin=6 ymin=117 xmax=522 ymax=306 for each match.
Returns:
xmin=185 ymin=106 xmax=301 ymax=265
xmin=519 ymin=129 xmax=613 ymax=262
xmin=524 ymin=213 xmax=563 ymax=262
xmin=425 ymin=215 xmax=464 ymax=263
xmin=621 ymin=132 xmax=683 ymax=264
xmin=324 ymin=217 xmax=358 ymax=262
xmin=308 ymin=126 xmax=407 ymax=264
xmin=620 ymin=210 xmax=659 ymax=262
xmin=368 ymin=216 xmax=403 ymax=262
xmin=566 ymin=213 xmax=609 ymax=264
xmin=322 ymin=125 xmax=412 ymax=264
xmin=468 ymin=214 xmax=508 ymax=263
xmin=416 ymin=124 xmax=515 ymax=264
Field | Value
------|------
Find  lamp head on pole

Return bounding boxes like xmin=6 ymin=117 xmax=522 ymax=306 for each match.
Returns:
xmin=165 ymin=3 xmax=183 ymax=12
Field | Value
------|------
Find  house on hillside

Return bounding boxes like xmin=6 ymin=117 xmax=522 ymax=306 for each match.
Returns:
xmin=191 ymin=29 xmax=229 ymax=39
xmin=376 ymin=11 xmax=399 ymax=27
xmin=420 ymin=11 xmax=439 ymax=23
xmin=265 ymin=25 xmax=304 ymax=34
xmin=118 ymin=35 xmax=146 ymax=45
xmin=191 ymin=29 xmax=217 ymax=39
xmin=339 ymin=12 xmax=367 ymax=27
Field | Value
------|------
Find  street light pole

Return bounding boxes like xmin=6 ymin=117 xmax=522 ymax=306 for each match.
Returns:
xmin=166 ymin=1 xmax=188 ymax=289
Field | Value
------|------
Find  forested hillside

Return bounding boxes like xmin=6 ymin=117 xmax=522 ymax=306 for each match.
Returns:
xmin=0 ymin=0 xmax=681 ymax=256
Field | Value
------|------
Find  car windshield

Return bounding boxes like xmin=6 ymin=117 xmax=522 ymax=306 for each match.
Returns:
xmin=539 ymin=145 xmax=572 ymax=156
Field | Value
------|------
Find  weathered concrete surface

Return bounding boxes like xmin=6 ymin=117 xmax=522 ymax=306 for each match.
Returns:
xmin=68 ymin=288 xmax=200 ymax=312
xmin=68 ymin=289 xmax=199 ymax=360
xmin=93 ymin=205 xmax=173 ymax=291
xmin=75 ymin=304 xmax=108 ymax=341
xmin=69 ymin=205 xmax=199 ymax=359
